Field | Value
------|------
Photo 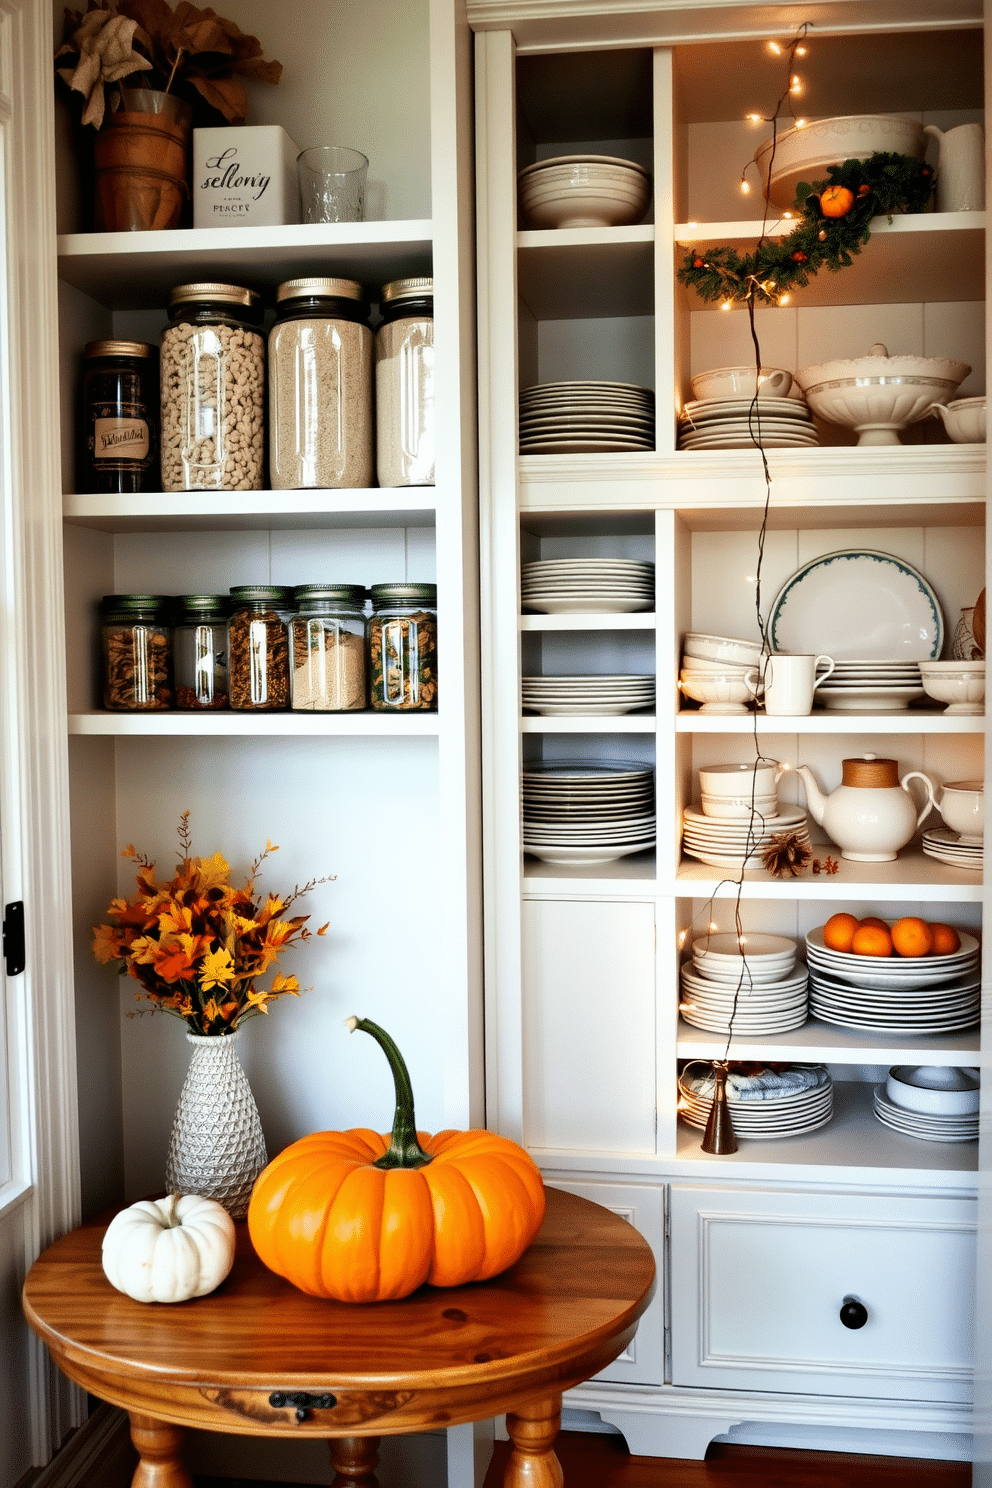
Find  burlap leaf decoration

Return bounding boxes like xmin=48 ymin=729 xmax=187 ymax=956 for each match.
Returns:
xmin=55 ymin=11 xmax=152 ymax=127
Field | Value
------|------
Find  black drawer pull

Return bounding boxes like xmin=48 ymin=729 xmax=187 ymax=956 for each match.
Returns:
xmin=269 ymin=1390 xmax=337 ymax=1422
xmin=839 ymin=1295 xmax=868 ymax=1330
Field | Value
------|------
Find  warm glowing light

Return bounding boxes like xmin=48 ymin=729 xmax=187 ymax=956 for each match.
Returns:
xmin=678 ymin=929 xmax=688 ymax=946
xmin=747 ymin=113 xmax=764 ymax=124
xmin=767 ymin=40 xmax=782 ymax=54
xmin=782 ymin=210 xmax=794 ymax=219
xmin=779 ymin=293 xmax=791 ymax=305
xmin=740 ymin=178 xmax=752 ymax=195
xmin=709 ymin=922 xmax=719 ymax=932
xmin=795 ymin=117 xmax=807 ymax=128
xmin=721 ymin=300 xmax=733 ymax=311
xmin=790 ymin=75 xmax=802 ymax=93
xmin=796 ymin=44 xmax=808 ymax=56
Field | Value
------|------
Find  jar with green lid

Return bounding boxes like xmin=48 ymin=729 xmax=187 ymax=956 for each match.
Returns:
xmin=81 ymin=340 xmax=159 ymax=494
xmin=290 ymin=585 xmax=367 ymax=711
xmin=100 ymin=594 xmax=173 ymax=711
xmin=367 ymin=583 xmax=437 ymax=711
xmin=161 ymin=283 xmax=265 ymax=492
xmin=269 ymin=279 xmax=373 ymax=490
xmin=375 ymin=278 xmax=434 ymax=487
xmin=228 ymin=586 xmax=292 ymax=711
xmin=174 ymin=595 xmax=230 ymax=710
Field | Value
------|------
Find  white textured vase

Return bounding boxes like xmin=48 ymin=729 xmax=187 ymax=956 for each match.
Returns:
xmin=165 ymin=1031 xmax=268 ymax=1219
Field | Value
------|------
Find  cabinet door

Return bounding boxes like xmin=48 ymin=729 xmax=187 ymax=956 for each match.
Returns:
xmin=669 ymin=1185 xmax=975 ymax=1403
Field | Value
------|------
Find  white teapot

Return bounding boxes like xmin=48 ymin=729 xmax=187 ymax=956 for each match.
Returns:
xmin=796 ymin=754 xmax=936 ymax=862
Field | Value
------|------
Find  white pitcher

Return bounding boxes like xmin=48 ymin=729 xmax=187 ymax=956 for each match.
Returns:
xmin=924 ymin=123 xmax=985 ymax=212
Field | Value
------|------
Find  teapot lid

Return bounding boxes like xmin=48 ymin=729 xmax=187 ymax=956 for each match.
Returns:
xmin=842 ymin=754 xmax=900 ymax=788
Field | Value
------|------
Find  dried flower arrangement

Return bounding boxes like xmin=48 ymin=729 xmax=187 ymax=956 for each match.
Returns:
xmin=92 ymin=812 xmax=333 ymax=1036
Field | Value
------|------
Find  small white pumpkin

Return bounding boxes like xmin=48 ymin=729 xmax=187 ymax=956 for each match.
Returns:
xmin=101 ymin=1193 xmax=236 ymax=1304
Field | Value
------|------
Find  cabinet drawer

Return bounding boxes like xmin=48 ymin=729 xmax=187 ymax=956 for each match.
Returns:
xmin=669 ymin=1185 xmax=975 ymax=1402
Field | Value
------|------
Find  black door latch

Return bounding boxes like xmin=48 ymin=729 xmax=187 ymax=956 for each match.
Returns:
xmin=269 ymin=1390 xmax=337 ymax=1422
xmin=3 ymin=902 xmax=24 ymax=976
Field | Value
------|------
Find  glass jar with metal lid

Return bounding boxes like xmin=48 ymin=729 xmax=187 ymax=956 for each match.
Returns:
xmin=100 ymin=594 xmax=173 ymax=711
xmin=269 ymin=278 xmax=373 ymax=491
xmin=375 ymin=278 xmax=434 ymax=487
xmin=227 ymin=585 xmax=292 ymax=711
xmin=81 ymin=340 xmax=159 ymax=494
xmin=289 ymin=584 xmax=367 ymax=711
xmin=174 ymin=595 xmax=230 ymax=710
xmin=367 ymin=582 xmax=437 ymax=710
xmin=161 ymin=283 xmax=265 ymax=492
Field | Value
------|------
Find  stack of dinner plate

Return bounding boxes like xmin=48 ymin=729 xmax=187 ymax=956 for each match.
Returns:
xmin=522 ymin=759 xmax=655 ymax=865
xmin=814 ymin=657 xmax=924 ymax=712
xmin=922 ymin=826 xmax=983 ymax=871
xmin=522 ymin=673 xmax=655 ymax=715
xmin=873 ymin=1065 xmax=979 ymax=1143
xmin=521 ymin=558 xmax=655 ymax=614
xmin=678 ymin=1063 xmax=833 ymax=1137
xmin=680 ymin=931 xmax=808 ymax=1035
xmin=678 ymin=396 xmax=818 ymax=451
xmin=681 ymin=803 xmax=811 ymax=869
xmin=520 ymin=381 xmax=655 ymax=454
xmin=872 ymin=1084 xmax=979 ymax=1142
xmin=805 ymin=925 xmax=981 ymax=1034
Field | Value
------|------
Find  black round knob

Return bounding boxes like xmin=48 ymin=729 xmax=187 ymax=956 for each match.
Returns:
xmin=839 ymin=1295 xmax=868 ymax=1329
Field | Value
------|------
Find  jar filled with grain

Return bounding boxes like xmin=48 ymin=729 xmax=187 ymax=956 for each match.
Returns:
xmin=289 ymin=584 xmax=367 ymax=711
xmin=367 ymin=582 xmax=437 ymax=711
xmin=161 ymin=283 xmax=265 ymax=492
xmin=269 ymin=279 xmax=373 ymax=490
xmin=375 ymin=278 xmax=434 ymax=487
xmin=81 ymin=340 xmax=159 ymax=493
xmin=228 ymin=585 xmax=292 ymax=711
xmin=100 ymin=594 xmax=173 ymax=711
xmin=174 ymin=594 xmax=230 ymax=710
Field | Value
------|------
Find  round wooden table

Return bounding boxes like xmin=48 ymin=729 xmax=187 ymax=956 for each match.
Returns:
xmin=23 ymin=1187 xmax=655 ymax=1488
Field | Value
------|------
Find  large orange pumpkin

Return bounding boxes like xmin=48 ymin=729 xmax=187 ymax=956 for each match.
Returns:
xmin=247 ymin=1017 xmax=546 ymax=1302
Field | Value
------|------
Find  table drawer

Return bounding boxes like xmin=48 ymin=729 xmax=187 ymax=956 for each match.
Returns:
xmin=669 ymin=1185 xmax=975 ymax=1402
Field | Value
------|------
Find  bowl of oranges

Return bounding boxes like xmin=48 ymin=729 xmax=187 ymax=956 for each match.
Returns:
xmin=806 ymin=913 xmax=979 ymax=991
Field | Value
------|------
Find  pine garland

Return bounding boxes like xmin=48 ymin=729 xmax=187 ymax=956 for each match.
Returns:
xmin=678 ymin=151 xmax=934 ymax=306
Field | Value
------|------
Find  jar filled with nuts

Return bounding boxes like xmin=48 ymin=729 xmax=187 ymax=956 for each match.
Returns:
xmin=269 ymin=279 xmax=373 ymax=490
xmin=228 ymin=585 xmax=292 ymax=711
xmin=100 ymin=594 xmax=173 ymax=711
xmin=290 ymin=584 xmax=367 ymax=711
xmin=367 ymin=582 xmax=437 ymax=711
xmin=174 ymin=594 xmax=230 ymax=710
xmin=80 ymin=340 xmax=159 ymax=493
xmin=161 ymin=283 xmax=265 ymax=492
xmin=375 ymin=278 xmax=434 ymax=487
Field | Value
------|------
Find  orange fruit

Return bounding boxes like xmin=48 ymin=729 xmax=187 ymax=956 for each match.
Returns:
xmin=859 ymin=916 xmax=889 ymax=931
xmin=851 ymin=923 xmax=893 ymax=957
xmin=822 ymin=912 xmax=860 ymax=952
xmin=890 ymin=916 xmax=933 ymax=958
xmin=929 ymin=922 xmax=962 ymax=956
xmin=820 ymin=184 xmax=855 ymax=218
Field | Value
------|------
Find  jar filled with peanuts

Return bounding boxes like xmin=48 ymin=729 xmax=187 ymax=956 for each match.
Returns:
xmin=228 ymin=585 xmax=292 ymax=711
xmin=375 ymin=278 xmax=434 ymax=487
xmin=174 ymin=594 xmax=229 ymax=710
xmin=289 ymin=584 xmax=367 ymax=711
xmin=367 ymin=582 xmax=437 ymax=711
xmin=100 ymin=594 xmax=173 ymax=711
xmin=161 ymin=283 xmax=265 ymax=492
xmin=269 ymin=279 xmax=373 ymax=490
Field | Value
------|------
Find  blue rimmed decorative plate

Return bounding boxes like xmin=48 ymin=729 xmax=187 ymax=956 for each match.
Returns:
xmin=769 ymin=548 xmax=943 ymax=660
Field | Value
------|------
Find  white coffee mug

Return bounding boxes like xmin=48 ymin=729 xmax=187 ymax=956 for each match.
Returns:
xmin=762 ymin=653 xmax=835 ymax=715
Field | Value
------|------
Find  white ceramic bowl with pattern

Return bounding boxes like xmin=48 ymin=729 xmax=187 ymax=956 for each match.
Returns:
xmin=518 ymin=156 xmax=651 ymax=229
xmin=796 ymin=345 xmax=970 ymax=446
xmin=753 ymin=115 xmax=926 ymax=208
xmin=679 ymin=668 xmax=760 ymax=714
xmin=918 ymin=661 xmax=985 ymax=715
xmin=927 ymin=395 xmax=986 ymax=443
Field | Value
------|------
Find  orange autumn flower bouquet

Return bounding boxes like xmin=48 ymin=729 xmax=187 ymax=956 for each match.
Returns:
xmin=93 ymin=812 xmax=332 ymax=1036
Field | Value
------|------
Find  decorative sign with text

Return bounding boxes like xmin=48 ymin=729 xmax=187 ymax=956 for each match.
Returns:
xmin=193 ymin=126 xmax=300 ymax=229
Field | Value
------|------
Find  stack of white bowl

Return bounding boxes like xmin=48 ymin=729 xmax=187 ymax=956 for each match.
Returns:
xmin=919 ymin=660 xmax=985 ymax=715
xmin=873 ymin=1065 xmax=979 ymax=1142
xmin=680 ymin=931 xmax=808 ymax=1035
xmin=680 ymin=631 xmax=763 ymax=714
xmin=517 ymin=154 xmax=651 ymax=230
xmin=682 ymin=757 xmax=812 ymax=870
xmin=678 ymin=1062 xmax=833 ymax=1139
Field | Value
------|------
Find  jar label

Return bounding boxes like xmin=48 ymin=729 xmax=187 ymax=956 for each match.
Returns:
xmin=94 ymin=416 xmax=150 ymax=462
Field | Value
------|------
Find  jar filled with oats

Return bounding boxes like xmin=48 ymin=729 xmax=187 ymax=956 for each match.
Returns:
xmin=375 ymin=278 xmax=434 ymax=487
xmin=269 ymin=279 xmax=373 ymax=490
xmin=227 ymin=585 xmax=292 ymax=711
xmin=100 ymin=594 xmax=173 ymax=711
xmin=174 ymin=594 xmax=229 ymax=710
xmin=81 ymin=340 xmax=159 ymax=493
xmin=161 ymin=283 xmax=265 ymax=492
xmin=367 ymin=582 xmax=437 ymax=711
xmin=289 ymin=584 xmax=367 ymax=711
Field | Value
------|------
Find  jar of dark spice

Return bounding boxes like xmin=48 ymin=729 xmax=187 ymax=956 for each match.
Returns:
xmin=100 ymin=594 xmax=173 ymax=710
xmin=228 ymin=585 xmax=292 ymax=711
xmin=174 ymin=595 xmax=230 ymax=710
xmin=375 ymin=278 xmax=434 ymax=487
xmin=81 ymin=340 xmax=159 ymax=493
xmin=289 ymin=584 xmax=367 ymax=711
xmin=367 ymin=582 xmax=437 ymax=711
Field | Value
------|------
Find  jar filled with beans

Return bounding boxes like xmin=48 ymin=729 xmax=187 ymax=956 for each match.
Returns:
xmin=228 ymin=585 xmax=292 ymax=711
xmin=269 ymin=279 xmax=373 ymax=490
xmin=174 ymin=594 xmax=230 ymax=710
xmin=161 ymin=283 xmax=265 ymax=492
xmin=289 ymin=584 xmax=367 ymax=711
xmin=367 ymin=582 xmax=437 ymax=711
xmin=375 ymin=278 xmax=434 ymax=487
xmin=100 ymin=594 xmax=173 ymax=710
xmin=80 ymin=340 xmax=159 ymax=493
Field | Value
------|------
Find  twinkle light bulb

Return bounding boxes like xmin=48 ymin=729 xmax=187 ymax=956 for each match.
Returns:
xmin=747 ymin=113 xmax=764 ymax=124
xmin=796 ymin=44 xmax=808 ymax=56
xmin=795 ymin=117 xmax=807 ymax=128
xmin=721 ymin=299 xmax=733 ymax=311
xmin=790 ymin=75 xmax=802 ymax=93
xmin=767 ymin=40 xmax=782 ymax=54
xmin=780 ymin=293 xmax=791 ymax=305
xmin=740 ymin=178 xmax=752 ymax=195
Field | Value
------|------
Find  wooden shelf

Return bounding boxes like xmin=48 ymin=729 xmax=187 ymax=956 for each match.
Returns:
xmin=62 ymin=489 xmax=436 ymax=534
xmin=68 ymin=711 xmax=440 ymax=737
xmin=676 ymin=1015 xmax=980 ymax=1066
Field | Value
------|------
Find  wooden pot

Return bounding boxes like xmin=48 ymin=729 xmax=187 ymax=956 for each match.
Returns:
xmin=94 ymin=90 xmax=192 ymax=232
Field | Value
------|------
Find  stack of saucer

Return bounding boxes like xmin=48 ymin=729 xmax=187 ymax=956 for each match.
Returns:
xmin=922 ymin=827 xmax=983 ymax=871
xmin=805 ymin=925 xmax=981 ymax=1034
xmin=522 ymin=759 xmax=655 ymax=865
xmin=681 ymin=803 xmax=811 ymax=869
xmin=678 ymin=1063 xmax=833 ymax=1138
xmin=519 ymin=381 xmax=655 ymax=454
xmin=873 ymin=1086 xmax=979 ymax=1142
xmin=813 ymin=657 xmax=924 ymax=712
xmin=678 ymin=396 xmax=818 ymax=451
xmin=522 ymin=558 xmax=654 ymax=614
xmin=522 ymin=673 xmax=655 ymax=715
xmin=680 ymin=932 xmax=808 ymax=1035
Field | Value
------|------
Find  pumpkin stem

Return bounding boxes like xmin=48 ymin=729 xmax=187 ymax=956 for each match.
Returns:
xmin=167 ymin=1193 xmax=180 ymax=1227
xmin=346 ymin=1016 xmax=433 ymax=1169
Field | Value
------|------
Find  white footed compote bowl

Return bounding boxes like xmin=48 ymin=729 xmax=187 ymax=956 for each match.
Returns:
xmin=918 ymin=660 xmax=985 ymax=715
xmin=796 ymin=344 xmax=970 ymax=446
xmin=679 ymin=668 xmax=759 ymax=715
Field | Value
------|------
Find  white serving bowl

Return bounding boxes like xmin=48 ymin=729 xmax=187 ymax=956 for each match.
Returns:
xmin=918 ymin=660 xmax=985 ymax=715
xmin=886 ymin=1065 xmax=980 ymax=1116
xmin=796 ymin=345 xmax=970 ymax=446
xmin=938 ymin=778 xmax=984 ymax=840
xmin=928 ymin=395 xmax=986 ymax=444
xmin=689 ymin=365 xmax=793 ymax=402
xmin=679 ymin=668 xmax=759 ymax=714
xmin=678 ymin=654 xmax=758 ymax=680
xmin=700 ymin=792 xmax=780 ymax=819
xmin=517 ymin=155 xmax=651 ymax=229
xmin=698 ymin=760 xmax=785 ymax=794
xmin=753 ymin=115 xmax=926 ymax=208
xmin=682 ymin=632 xmax=763 ymax=666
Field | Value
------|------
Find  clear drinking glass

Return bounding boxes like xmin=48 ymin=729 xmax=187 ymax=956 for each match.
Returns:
xmin=297 ymin=146 xmax=368 ymax=223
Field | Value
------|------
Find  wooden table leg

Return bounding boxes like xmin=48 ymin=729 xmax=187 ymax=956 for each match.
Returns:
xmin=128 ymin=1414 xmax=193 ymax=1488
xmin=328 ymin=1434 xmax=381 ymax=1488
xmin=504 ymin=1396 xmax=564 ymax=1488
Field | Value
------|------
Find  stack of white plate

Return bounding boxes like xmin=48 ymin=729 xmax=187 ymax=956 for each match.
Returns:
xmin=522 ymin=674 xmax=655 ymax=715
xmin=922 ymin=827 xmax=983 ymax=871
xmin=680 ymin=933 xmax=808 ymax=1034
xmin=681 ymin=803 xmax=811 ymax=869
xmin=814 ymin=657 xmax=924 ymax=712
xmin=805 ymin=925 xmax=981 ymax=1034
xmin=678 ymin=1063 xmax=833 ymax=1138
xmin=873 ymin=1065 xmax=979 ymax=1142
xmin=678 ymin=396 xmax=818 ymax=451
xmin=519 ymin=381 xmax=655 ymax=454
xmin=522 ymin=760 xmax=655 ymax=865
xmin=873 ymin=1086 xmax=979 ymax=1141
xmin=521 ymin=558 xmax=654 ymax=614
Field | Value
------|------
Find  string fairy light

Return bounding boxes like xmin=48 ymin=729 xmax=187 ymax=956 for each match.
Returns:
xmin=738 ymin=23 xmax=811 ymax=207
